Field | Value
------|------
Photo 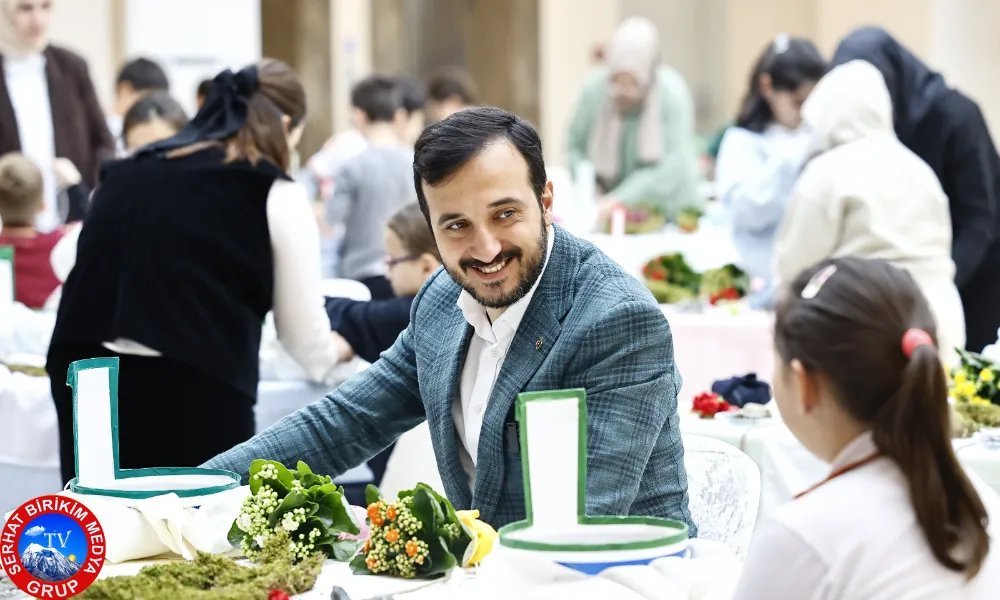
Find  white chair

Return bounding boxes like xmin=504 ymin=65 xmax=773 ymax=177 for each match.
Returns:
xmin=319 ymin=278 xmax=371 ymax=301
xmin=683 ymin=433 xmax=761 ymax=559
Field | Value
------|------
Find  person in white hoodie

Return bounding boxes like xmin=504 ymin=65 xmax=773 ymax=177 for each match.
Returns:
xmin=774 ymin=60 xmax=965 ymax=365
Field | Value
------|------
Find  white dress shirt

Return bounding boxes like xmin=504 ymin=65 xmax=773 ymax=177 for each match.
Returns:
xmin=4 ymin=53 xmax=58 ymax=232
xmin=453 ymin=226 xmax=555 ymax=489
xmin=733 ymin=431 xmax=1000 ymax=599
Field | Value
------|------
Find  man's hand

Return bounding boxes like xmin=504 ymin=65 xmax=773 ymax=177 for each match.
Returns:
xmin=52 ymin=158 xmax=82 ymax=188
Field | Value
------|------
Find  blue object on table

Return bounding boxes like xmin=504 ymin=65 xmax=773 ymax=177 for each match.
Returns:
xmin=712 ymin=373 xmax=771 ymax=408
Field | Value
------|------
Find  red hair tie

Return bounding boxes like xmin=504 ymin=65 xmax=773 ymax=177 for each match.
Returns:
xmin=901 ymin=328 xmax=934 ymax=358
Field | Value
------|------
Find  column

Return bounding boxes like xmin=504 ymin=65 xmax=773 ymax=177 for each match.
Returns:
xmin=261 ymin=0 xmax=334 ymax=160
xmin=538 ymin=0 xmax=621 ymax=166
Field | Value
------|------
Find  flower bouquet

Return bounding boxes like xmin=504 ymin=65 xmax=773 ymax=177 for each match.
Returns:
xmin=642 ymin=252 xmax=701 ymax=304
xmin=350 ymin=483 xmax=497 ymax=579
xmin=675 ymin=206 xmax=703 ymax=233
xmin=602 ymin=202 xmax=667 ymax=235
xmin=949 ymin=349 xmax=1000 ymax=438
xmin=228 ymin=460 xmax=363 ymax=563
xmin=699 ymin=264 xmax=751 ymax=305
xmin=692 ymin=392 xmax=734 ymax=419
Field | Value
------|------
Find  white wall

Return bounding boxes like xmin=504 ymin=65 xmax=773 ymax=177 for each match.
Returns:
xmin=49 ymin=0 xmax=116 ymax=111
xmin=929 ymin=0 xmax=1000 ymax=137
xmin=124 ymin=0 xmax=261 ymax=117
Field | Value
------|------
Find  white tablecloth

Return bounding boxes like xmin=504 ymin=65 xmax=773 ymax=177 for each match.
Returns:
xmin=665 ymin=309 xmax=774 ymax=402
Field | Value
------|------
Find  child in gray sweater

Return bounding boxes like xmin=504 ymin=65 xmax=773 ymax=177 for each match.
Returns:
xmin=327 ymin=76 xmax=417 ymax=299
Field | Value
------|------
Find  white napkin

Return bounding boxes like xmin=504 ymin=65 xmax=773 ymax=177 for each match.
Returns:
xmin=2 ymin=487 xmax=248 ymax=563
xmin=471 ymin=538 xmax=741 ymax=600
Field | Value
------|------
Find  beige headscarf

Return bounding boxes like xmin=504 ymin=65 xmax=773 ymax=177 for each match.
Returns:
xmin=588 ymin=17 xmax=663 ymax=186
xmin=0 ymin=0 xmax=47 ymax=59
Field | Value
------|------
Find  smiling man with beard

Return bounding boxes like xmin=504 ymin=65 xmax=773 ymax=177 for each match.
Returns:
xmin=205 ymin=107 xmax=694 ymax=531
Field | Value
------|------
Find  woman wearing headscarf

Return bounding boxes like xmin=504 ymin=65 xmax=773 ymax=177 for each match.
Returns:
xmin=46 ymin=59 xmax=343 ymax=485
xmin=567 ymin=17 xmax=702 ymax=222
xmin=0 ymin=0 xmax=114 ymax=229
xmin=832 ymin=26 xmax=1000 ymax=352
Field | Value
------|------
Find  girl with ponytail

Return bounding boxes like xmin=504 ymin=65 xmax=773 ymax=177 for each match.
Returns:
xmin=733 ymin=256 xmax=996 ymax=599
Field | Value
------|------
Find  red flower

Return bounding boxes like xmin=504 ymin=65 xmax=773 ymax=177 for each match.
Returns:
xmin=692 ymin=392 xmax=733 ymax=418
xmin=650 ymin=271 xmax=665 ymax=281
xmin=269 ymin=591 xmax=291 ymax=600
xmin=709 ymin=287 xmax=741 ymax=305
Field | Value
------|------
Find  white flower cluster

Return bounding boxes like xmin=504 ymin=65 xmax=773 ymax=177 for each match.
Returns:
xmin=290 ymin=527 xmax=322 ymax=561
xmin=236 ymin=483 xmax=280 ymax=560
xmin=234 ymin=464 xmax=334 ymax=563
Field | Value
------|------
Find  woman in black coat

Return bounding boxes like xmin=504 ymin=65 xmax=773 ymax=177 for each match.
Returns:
xmin=833 ymin=26 xmax=1000 ymax=352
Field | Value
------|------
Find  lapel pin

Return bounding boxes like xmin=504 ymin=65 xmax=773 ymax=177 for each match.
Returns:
xmin=535 ymin=338 xmax=543 ymax=351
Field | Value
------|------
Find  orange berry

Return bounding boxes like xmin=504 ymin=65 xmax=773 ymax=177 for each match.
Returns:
xmin=385 ymin=529 xmax=399 ymax=543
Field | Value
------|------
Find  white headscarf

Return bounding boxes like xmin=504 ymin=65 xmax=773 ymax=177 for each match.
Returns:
xmin=0 ymin=0 xmax=48 ymax=59
xmin=588 ymin=17 xmax=663 ymax=185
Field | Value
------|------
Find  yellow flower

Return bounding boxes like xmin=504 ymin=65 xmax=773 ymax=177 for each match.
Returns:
xmin=456 ymin=509 xmax=498 ymax=566
xmin=960 ymin=381 xmax=977 ymax=398
xmin=971 ymin=396 xmax=992 ymax=406
xmin=954 ymin=372 xmax=968 ymax=386
xmin=980 ymin=369 xmax=995 ymax=383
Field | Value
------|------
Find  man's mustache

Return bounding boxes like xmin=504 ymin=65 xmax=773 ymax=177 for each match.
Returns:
xmin=460 ymin=248 xmax=522 ymax=271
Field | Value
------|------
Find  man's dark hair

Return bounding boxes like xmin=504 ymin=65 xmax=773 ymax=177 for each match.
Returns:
xmin=412 ymin=106 xmax=545 ymax=225
xmin=116 ymin=58 xmax=169 ymax=91
xmin=350 ymin=75 xmax=403 ymax=123
xmin=425 ymin=67 xmax=477 ymax=104
xmin=396 ymin=77 xmax=426 ymax=115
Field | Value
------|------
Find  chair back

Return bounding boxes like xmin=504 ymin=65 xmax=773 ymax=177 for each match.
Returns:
xmin=320 ymin=278 xmax=372 ymax=301
xmin=683 ymin=433 xmax=761 ymax=558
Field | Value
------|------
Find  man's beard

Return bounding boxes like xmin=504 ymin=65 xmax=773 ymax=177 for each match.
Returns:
xmin=447 ymin=221 xmax=548 ymax=309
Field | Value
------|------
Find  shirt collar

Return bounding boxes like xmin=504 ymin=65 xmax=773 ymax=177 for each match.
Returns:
xmin=829 ymin=430 xmax=878 ymax=471
xmin=457 ymin=225 xmax=555 ymax=343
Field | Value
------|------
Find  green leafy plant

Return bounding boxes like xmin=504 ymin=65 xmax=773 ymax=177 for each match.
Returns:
xmin=699 ymin=264 xmax=751 ymax=305
xmin=79 ymin=529 xmax=323 ymax=600
xmin=350 ymin=483 xmax=473 ymax=579
xmin=675 ymin=206 xmax=703 ymax=232
xmin=641 ymin=253 xmax=701 ymax=304
xmin=228 ymin=460 xmax=362 ymax=563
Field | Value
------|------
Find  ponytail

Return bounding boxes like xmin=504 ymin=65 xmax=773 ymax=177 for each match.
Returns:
xmin=874 ymin=344 xmax=990 ymax=578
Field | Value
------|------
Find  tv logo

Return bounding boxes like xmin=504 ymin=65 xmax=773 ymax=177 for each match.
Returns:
xmin=1 ymin=495 xmax=105 ymax=599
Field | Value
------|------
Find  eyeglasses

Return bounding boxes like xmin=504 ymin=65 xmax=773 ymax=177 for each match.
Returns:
xmin=385 ymin=255 xmax=418 ymax=268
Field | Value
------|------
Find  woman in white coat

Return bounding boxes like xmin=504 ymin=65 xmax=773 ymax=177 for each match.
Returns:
xmin=774 ymin=60 xmax=965 ymax=364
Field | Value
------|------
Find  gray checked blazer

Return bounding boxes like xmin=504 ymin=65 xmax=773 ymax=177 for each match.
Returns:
xmin=205 ymin=225 xmax=694 ymax=532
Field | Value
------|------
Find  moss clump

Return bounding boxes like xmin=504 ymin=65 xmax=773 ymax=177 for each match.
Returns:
xmin=79 ymin=530 xmax=323 ymax=600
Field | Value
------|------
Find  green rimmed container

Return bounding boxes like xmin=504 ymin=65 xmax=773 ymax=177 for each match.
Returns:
xmin=495 ymin=389 xmax=689 ymax=576
xmin=66 ymin=357 xmax=241 ymax=507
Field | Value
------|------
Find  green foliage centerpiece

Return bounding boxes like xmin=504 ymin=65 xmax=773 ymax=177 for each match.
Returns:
xmin=949 ymin=349 xmax=1000 ymax=437
xmin=228 ymin=460 xmax=363 ymax=563
xmin=350 ymin=483 xmax=486 ymax=579
xmin=641 ymin=253 xmax=701 ymax=304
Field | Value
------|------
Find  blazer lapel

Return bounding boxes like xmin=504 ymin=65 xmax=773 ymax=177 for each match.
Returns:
xmin=423 ymin=307 xmax=474 ymax=509
xmin=0 ymin=57 xmax=22 ymax=152
xmin=472 ymin=226 xmax=578 ymax=523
